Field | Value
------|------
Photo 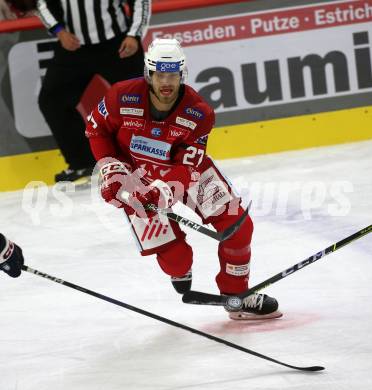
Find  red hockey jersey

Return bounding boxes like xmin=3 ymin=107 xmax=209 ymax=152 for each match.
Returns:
xmin=86 ymin=77 xmax=215 ymax=186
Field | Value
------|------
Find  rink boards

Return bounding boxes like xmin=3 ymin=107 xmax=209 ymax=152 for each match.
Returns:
xmin=1 ymin=104 xmax=371 ymax=191
xmin=1 ymin=0 xmax=372 ymax=191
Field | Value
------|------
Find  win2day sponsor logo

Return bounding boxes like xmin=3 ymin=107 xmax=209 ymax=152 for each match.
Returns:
xmin=130 ymin=135 xmax=171 ymax=161
xmin=122 ymin=117 xmax=145 ymax=130
xmin=120 ymin=94 xmax=141 ymax=104
xmin=185 ymin=107 xmax=204 ymax=120
xmin=151 ymin=128 xmax=162 ymax=137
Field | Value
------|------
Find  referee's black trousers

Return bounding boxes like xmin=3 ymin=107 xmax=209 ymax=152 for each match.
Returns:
xmin=38 ymin=34 xmax=144 ymax=170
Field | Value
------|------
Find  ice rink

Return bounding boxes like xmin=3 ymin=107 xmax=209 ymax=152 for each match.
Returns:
xmin=1 ymin=140 xmax=371 ymax=390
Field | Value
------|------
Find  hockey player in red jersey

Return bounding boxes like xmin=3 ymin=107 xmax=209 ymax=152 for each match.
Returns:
xmin=86 ymin=38 xmax=281 ymax=320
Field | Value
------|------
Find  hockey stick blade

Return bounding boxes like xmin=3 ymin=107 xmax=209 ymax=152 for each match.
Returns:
xmin=21 ymin=265 xmax=324 ymax=372
xmin=183 ymin=224 xmax=372 ymax=308
xmin=182 ymin=290 xmax=225 ymax=306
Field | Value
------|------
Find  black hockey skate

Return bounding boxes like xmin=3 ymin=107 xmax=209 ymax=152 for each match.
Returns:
xmin=55 ymin=167 xmax=93 ymax=184
xmin=227 ymin=293 xmax=282 ymax=320
xmin=171 ymin=270 xmax=192 ymax=294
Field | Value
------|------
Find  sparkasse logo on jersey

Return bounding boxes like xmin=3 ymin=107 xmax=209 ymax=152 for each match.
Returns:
xmin=185 ymin=107 xmax=204 ymax=119
xmin=120 ymin=94 xmax=141 ymax=104
xmin=130 ymin=135 xmax=171 ymax=161
xmin=122 ymin=117 xmax=145 ymax=130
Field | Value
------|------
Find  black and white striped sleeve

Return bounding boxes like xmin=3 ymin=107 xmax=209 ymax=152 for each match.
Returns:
xmin=36 ymin=0 xmax=65 ymax=34
xmin=126 ymin=0 xmax=151 ymax=38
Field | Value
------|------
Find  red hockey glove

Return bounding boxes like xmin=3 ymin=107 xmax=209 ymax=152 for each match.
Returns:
xmin=125 ymin=180 xmax=174 ymax=218
xmin=99 ymin=160 xmax=137 ymax=208
xmin=0 ymin=234 xmax=24 ymax=278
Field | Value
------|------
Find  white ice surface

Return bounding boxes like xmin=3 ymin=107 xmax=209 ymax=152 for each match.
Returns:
xmin=0 ymin=140 xmax=371 ymax=390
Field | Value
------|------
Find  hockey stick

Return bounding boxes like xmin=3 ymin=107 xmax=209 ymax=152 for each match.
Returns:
xmin=21 ymin=264 xmax=324 ymax=372
xmin=146 ymin=202 xmax=250 ymax=242
xmin=183 ymin=224 xmax=372 ymax=309
xmin=121 ymin=185 xmax=251 ymax=242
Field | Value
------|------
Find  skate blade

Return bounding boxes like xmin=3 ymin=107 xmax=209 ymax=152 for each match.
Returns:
xmin=228 ymin=310 xmax=283 ymax=321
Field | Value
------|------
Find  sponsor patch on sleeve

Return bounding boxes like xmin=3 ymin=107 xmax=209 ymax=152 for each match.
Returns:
xmin=196 ymin=135 xmax=208 ymax=145
xmin=98 ymin=98 xmax=108 ymax=119
xmin=185 ymin=107 xmax=204 ymax=120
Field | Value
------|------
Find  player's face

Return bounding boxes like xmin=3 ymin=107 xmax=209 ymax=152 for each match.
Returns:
xmin=150 ymin=71 xmax=181 ymax=105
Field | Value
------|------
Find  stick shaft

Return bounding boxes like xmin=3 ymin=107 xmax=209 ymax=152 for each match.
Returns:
xmin=238 ymin=224 xmax=372 ymax=300
xmin=21 ymin=265 xmax=323 ymax=371
xmin=182 ymin=224 xmax=372 ymax=308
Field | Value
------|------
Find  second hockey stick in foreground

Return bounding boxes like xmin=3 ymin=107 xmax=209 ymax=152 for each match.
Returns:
xmin=183 ymin=224 xmax=372 ymax=309
xmin=22 ymin=264 xmax=324 ymax=372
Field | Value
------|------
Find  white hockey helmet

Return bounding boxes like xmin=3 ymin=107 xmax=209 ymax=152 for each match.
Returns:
xmin=144 ymin=38 xmax=187 ymax=83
